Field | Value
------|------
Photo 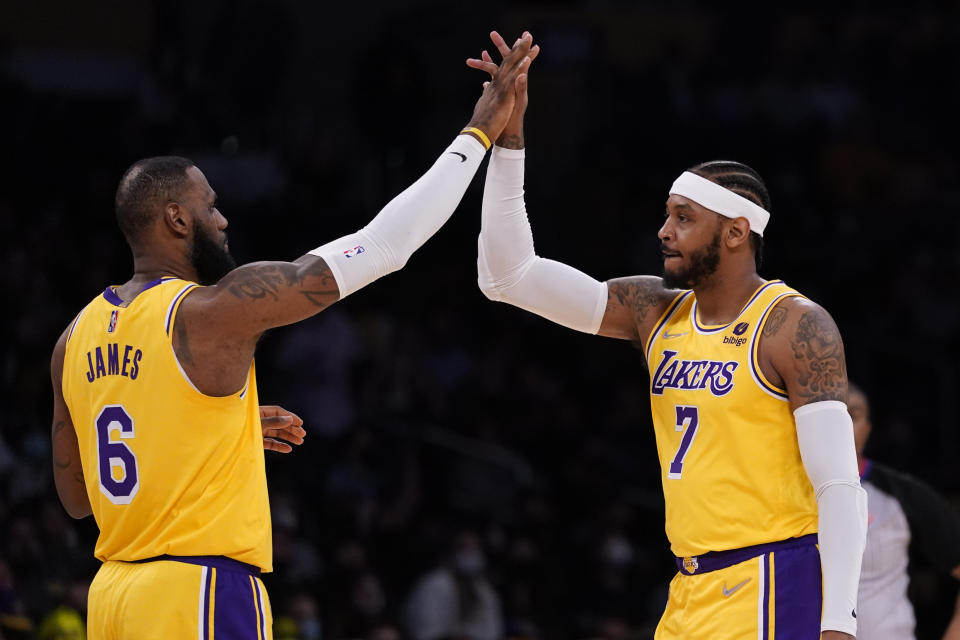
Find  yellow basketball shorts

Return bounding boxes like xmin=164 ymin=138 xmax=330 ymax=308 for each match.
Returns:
xmin=656 ymin=534 xmax=821 ymax=640
xmin=88 ymin=555 xmax=273 ymax=640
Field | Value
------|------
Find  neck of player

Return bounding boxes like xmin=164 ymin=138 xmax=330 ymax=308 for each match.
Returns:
xmin=692 ymin=267 xmax=765 ymax=326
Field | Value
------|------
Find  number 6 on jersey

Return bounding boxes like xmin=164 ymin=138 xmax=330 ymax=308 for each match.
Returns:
xmin=668 ymin=405 xmax=699 ymax=479
xmin=96 ymin=404 xmax=140 ymax=504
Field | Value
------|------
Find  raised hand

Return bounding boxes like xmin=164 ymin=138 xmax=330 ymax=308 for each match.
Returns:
xmin=259 ymin=404 xmax=306 ymax=453
xmin=467 ymin=31 xmax=539 ymax=149
xmin=464 ymin=32 xmax=536 ymax=145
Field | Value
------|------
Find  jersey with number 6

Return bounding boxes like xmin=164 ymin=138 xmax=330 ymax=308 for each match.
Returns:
xmin=645 ymin=280 xmax=818 ymax=558
xmin=61 ymin=278 xmax=272 ymax=571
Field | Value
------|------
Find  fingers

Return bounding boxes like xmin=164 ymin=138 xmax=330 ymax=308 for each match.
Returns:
xmin=263 ymin=424 xmax=306 ymax=442
xmin=489 ymin=31 xmax=511 ymax=58
xmin=258 ymin=404 xmax=303 ymax=426
xmin=263 ymin=438 xmax=293 ymax=454
xmin=528 ymin=44 xmax=540 ymax=63
xmin=481 ymin=50 xmax=493 ymax=63
xmin=466 ymin=58 xmax=499 ymax=76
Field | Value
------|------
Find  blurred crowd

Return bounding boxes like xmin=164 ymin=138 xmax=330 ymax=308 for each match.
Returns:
xmin=1 ymin=2 xmax=958 ymax=639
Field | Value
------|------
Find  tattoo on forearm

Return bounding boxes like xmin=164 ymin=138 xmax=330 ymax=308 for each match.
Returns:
xmin=791 ymin=310 xmax=847 ymax=402
xmin=74 ymin=472 xmax=84 ymax=485
xmin=52 ymin=420 xmax=66 ymax=435
xmin=54 ymin=454 xmax=71 ymax=469
xmin=763 ymin=307 xmax=788 ymax=337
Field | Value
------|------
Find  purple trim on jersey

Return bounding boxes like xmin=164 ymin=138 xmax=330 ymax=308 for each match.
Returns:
xmin=761 ymin=554 xmax=771 ymax=640
xmin=213 ymin=569 xmax=262 ymax=640
xmin=140 ymin=276 xmax=173 ymax=292
xmin=131 ymin=554 xmax=262 ymax=576
xmin=102 ymin=286 xmax=125 ymax=306
xmin=773 ymin=541 xmax=822 ymax=640
xmin=691 ymin=279 xmax=784 ymax=334
xmin=645 ymin=291 xmax=693 ymax=363
xmin=674 ymin=533 xmax=817 ymax=575
xmin=201 ymin=567 xmax=212 ymax=640
xmin=748 ymin=292 xmax=794 ymax=400
xmin=859 ymin=458 xmax=872 ymax=481
xmin=165 ymin=284 xmax=198 ymax=335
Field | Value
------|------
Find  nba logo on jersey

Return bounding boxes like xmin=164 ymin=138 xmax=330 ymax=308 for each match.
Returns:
xmin=107 ymin=310 xmax=120 ymax=333
xmin=343 ymin=245 xmax=365 ymax=258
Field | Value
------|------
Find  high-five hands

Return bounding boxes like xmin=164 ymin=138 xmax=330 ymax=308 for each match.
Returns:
xmin=467 ymin=31 xmax=540 ymax=149
xmin=464 ymin=32 xmax=538 ymax=146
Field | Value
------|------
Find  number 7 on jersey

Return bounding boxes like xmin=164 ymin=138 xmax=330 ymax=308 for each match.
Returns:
xmin=668 ymin=405 xmax=699 ymax=479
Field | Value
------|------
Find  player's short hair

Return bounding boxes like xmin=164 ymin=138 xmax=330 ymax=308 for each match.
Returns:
xmin=688 ymin=160 xmax=768 ymax=270
xmin=115 ymin=156 xmax=195 ymax=245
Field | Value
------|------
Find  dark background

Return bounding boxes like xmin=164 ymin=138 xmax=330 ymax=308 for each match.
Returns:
xmin=1 ymin=2 xmax=958 ymax=638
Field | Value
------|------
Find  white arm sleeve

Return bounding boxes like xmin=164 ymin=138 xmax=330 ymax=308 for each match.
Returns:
xmin=794 ymin=400 xmax=868 ymax=636
xmin=478 ymin=146 xmax=607 ymax=334
xmin=310 ymin=134 xmax=486 ymax=298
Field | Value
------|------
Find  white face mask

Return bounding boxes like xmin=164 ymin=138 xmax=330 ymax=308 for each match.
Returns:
xmin=453 ymin=550 xmax=486 ymax=576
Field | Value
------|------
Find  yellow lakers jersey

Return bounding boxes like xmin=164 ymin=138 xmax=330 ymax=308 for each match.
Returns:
xmin=61 ymin=277 xmax=272 ymax=571
xmin=644 ymin=280 xmax=817 ymax=558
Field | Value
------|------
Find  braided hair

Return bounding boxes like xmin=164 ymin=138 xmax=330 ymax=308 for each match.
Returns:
xmin=688 ymin=160 xmax=768 ymax=270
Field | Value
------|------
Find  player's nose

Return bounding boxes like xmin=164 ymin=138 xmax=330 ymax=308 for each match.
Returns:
xmin=215 ymin=209 xmax=228 ymax=230
xmin=657 ymin=219 xmax=672 ymax=241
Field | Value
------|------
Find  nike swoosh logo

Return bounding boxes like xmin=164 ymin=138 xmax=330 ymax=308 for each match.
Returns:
xmin=448 ymin=152 xmax=467 ymax=162
xmin=722 ymin=578 xmax=751 ymax=597
xmin=662 ymin=330 xmax=688 ymax=339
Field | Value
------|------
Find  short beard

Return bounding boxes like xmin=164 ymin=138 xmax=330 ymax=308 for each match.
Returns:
xmin=189 ymin=221 xmax=236 ymax=285
xmin=662 ymin=228 xmax=721 ymax=289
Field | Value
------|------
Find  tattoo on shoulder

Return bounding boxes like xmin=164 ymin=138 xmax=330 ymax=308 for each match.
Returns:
xmin=608 ymin=279 xmax=667 ymax=324
xmin=762 ymin=307 xmax=788 ymax=337
xmin=790 ymin=309 xmax=847 ymax=403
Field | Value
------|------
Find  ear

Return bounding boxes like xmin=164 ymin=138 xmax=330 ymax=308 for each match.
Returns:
xmin=724 ymin=217 xmax=752 ymax=249
xmin=162 ymin=202 xmax=191 ymax=239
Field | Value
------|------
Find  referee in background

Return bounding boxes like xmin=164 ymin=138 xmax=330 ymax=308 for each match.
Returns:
xmin=850 ymin=383 xmax=960 ymax=639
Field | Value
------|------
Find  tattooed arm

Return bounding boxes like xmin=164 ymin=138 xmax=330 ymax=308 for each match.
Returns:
xmin=759 ymin=296 xmax=848 ymax=410
xmin=600 ymin=276 xmax=680 ymax=342
xmin=50 ymin=327 xmax=92 ymax=519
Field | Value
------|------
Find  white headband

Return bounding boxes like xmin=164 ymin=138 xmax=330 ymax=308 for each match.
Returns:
xmin=669 ymin=171 xmax=770 ymax=236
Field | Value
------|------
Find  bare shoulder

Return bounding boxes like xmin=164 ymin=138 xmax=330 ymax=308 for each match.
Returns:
xmin=599 ymin=275 xmax=682 ymax=341
xmin=763 ymin=296 xmax=848 ymax=409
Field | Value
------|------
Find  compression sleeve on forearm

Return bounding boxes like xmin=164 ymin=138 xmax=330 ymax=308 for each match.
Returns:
xmin=309 ymin=134 xmax=486 ymax=298
xmin=477 ymin=146 xmax=607 ymax=334
xmin=794 ymin=400 xmax=868 ymax=637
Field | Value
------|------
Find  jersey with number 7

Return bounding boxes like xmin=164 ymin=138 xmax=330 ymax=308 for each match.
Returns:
xmin=645 ymin=280 xmax=817 ymax=558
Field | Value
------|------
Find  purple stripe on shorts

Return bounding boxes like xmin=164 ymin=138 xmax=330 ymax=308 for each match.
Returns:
xmin=202 ymin=568 xmax=212 ymax=640
xmin=213 ymin=567 xmax=261 ymax=640
xmin=773 ymin=542 xmax=822 ymax=640
xmin=762 ymin=554 xmax=770 ymax=640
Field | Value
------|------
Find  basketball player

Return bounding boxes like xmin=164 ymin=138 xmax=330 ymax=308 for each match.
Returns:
xmin=848 ymin=383 xmax=960 ymax=640
xmin=468 ymin=33 xmax=866 ymax=639
xmin=50 ymin=33 xmax=537 ymax=639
